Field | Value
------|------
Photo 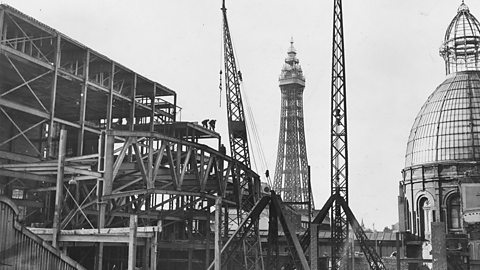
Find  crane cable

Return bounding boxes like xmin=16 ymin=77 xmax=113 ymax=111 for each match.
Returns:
xmin=232 ymin=42 xmax=272 ymax=187
xmin=241 ymin=81 xmax=273 ymax=187
xmin=219 ymin=12 xmax=223 ymax=108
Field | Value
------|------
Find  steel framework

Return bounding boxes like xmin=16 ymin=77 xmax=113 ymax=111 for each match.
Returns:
xmin=300 ymin=194 xmax=386 ymax=270
xmin=273 ymin=41 xmax=311 ymax=209
xmin=330 ymin=0 xmax=350 ymax=268
xmin=209 ymin=191 xmax=311 ymax=270
xmin=0 ymin=4 xmax=260 ymax=270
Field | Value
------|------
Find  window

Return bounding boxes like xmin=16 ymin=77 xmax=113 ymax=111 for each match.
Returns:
xmin=11 ymin=188 xmax=24 ymax=199
xmin=419 ymin=197 xmax=431 ymax=239
xmin=447 ymin=193 xmax=461 ymax=230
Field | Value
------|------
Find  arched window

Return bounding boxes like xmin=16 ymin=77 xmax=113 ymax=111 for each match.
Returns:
xmin=418 ymin=197 xmax=431 ymax=239
xmin=447 ymin=193 xmax=461 ymax=230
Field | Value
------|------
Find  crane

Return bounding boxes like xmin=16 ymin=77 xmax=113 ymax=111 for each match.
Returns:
xmin=221 ymin=0 xmax=250 ymax=168
xmin=291 ymin=0 xmax=387 ymax=269
xmin=220 ymin=0 xmax=262 ymax=269
xmin=330 ymin=0 xmax=350 ymax=268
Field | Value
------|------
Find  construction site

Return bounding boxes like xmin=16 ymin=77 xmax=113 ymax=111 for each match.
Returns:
xmin=1 ymin=1 xmax=480 ymax=270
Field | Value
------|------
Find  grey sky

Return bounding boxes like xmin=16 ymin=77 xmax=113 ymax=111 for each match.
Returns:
xmin=2 ymin=0 xmax=471 ymax=229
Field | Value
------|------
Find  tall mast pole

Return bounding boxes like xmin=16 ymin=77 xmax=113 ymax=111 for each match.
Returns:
xmin=330 ymin=0 xmax=349 ymax=269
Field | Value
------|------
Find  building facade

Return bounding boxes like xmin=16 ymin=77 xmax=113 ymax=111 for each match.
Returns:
xmin=399 ymin=2 xmax=480 ymax=269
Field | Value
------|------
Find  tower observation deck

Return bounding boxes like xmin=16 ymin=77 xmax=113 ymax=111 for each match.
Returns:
xmin=273 ymin=40 xmax=311 ymax=208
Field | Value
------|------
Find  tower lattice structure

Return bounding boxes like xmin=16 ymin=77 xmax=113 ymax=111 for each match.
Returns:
xmin=273 ymin=41 xmax=311 ymax=209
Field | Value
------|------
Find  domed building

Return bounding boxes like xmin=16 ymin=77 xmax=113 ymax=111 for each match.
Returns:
xmin=400 ymin=2 xmax=480 ymax=269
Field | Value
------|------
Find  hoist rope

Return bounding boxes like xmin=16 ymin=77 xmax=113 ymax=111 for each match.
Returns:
xmin=241 ymin=81 xmax=273 ymax=187
xmin=232 ymin=42 xmax=272 ymax=187
xmin=219 ymin=13 xmax=224 ymax=108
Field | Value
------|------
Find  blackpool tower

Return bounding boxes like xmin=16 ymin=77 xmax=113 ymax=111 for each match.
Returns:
xmin=273 ymin=40 xmax=311 ymax=208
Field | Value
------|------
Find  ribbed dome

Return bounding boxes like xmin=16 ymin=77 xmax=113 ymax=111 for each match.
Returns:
xmin=440 ymin=2 xmax=480 ymax=75
xmin=405 ymin=71 xmax=480 ymax=167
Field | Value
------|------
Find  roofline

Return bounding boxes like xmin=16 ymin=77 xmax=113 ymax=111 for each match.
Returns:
xmin=0 ymin=4 xmax=176 ymax=97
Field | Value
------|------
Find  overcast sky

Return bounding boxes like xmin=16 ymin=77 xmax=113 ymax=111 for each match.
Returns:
xmin=2 ymin=0 xmax=474 ymax=230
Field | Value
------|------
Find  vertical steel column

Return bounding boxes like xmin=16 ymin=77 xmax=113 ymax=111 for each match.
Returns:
xmin=310 ymin=223 xmax=318 ymax=270
xmin=128 ymin=215 xmax=138 ymax=270
xmin=188 ymin=249 xmax=193 ymax=270
xmin=395 ymin=233 xmax=401 ymax=270
xmin=128 ymin=74 xmax=137 ymax=162
xmin=150 ymin=221 xmax=160 ymax=269
xmin=77 ymin=50 xmax=90 ymax=155
xmin=48 ymin=35 xmax=61 ymax=158
xmin=0 ymin=9 xmax=5 ymax=43
xmin=52 ymin=129 xmax=66 ymax=248
xmin=97 ymin=132 xmax=114 ymax=270
xmin=206 ymin=206 xmax=212 ymax=269
xmin=214 ymin=197 xmax=222 ymax=270
xmin=145 ymin=238 xmax=151 ymax=270
xmin=103 ymin=132 xmax=115 ymax=194
xmin=129 ymin=74 xmax=137 ymax=132
xmin=150 ymin=83 xmax=156 ymax=131
xmin=147 ymin=83 xmax=156 ymax=192
xmin=173 ymin=93 xmax=177 ymax=121
xmin=267 ymin=201 xmax=278 ymax=270
xmin=106 ymin=63 xmax=115 ymax=129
